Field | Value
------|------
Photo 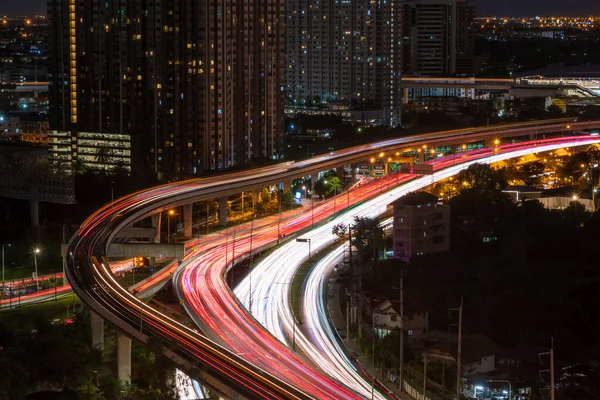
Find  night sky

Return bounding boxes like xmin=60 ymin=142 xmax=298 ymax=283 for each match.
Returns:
xmin=0 ymin=0 xmax=597 ymax=17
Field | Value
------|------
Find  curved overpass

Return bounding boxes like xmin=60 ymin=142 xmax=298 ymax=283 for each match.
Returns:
xmin=67 ymin=119 xmax=599 ymax=397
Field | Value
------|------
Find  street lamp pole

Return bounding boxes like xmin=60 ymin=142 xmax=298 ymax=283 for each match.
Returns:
xmin=2 ymin=243 xmax=10 ymax=287
xmin=33 ymin=248 xmax=40 ymax=291
xmin=167 ymin=209 xmax=175 ymax=243
xmin=277 ymin=191 xmax=282 ymax=244
xmin=333 ymin=187 xmax=337 ymax=215
xmin=296 ymin=238 xmax=311 ymax=259
xmin=249 ymin=215 xmax=254 ymax=314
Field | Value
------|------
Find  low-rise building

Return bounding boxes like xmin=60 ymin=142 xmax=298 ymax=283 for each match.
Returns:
xmin=372 ymin=298 xmax=429 ymax=339
xmin=391 ymin=192 xmax=450 ymax=262
xmin=48 ymin=130 xmax=131 ymax=173
xmin=19 ymin=115 xmax=49 ymax=144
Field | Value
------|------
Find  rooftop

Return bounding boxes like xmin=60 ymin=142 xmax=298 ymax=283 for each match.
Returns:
xmin=391 ymin=191 xmax=439 ymax=207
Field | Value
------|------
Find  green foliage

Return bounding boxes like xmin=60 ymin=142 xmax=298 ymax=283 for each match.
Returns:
xmin=314 ymin=172 xmax=342 ymax=197
xmin=0 ymin=352 xmax=30 ymax=399
xmin=518 ymin=161 xmax=545 ymax=186
xmin=350 ymin=216 xmax=385 ymax=263
xmin=332 ymin=222 xmax=348 ymax=239
xmin=456 ymin=163 xmax=503 ymax=191
xmin=402 ymin=187 xmax=600 ymax=363
xmin=0 ymin=309 xmax=177 ymax=399
xmin=280 ymin=191 xmax=294 ymax=209
xmin=95 ymin=145 xmax=114 ymax=166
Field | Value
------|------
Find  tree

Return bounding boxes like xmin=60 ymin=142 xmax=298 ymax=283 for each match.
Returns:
xmin=0 ymin=353 xmax=29 ymax=399
xmin=72 ymin=158 xmax=87 ymax=175
xmin=518 ymin=161 xmax=545 ymax=186
xmin=110 ymin=160 xmax=129 ymax=180
xmin=562 ymin=201 xmax=588 ymax=227
xmin=95 ymin=145 xmax=114 ymax=167
xmin=332 ymin=223 xmax=348 ymax=239
xmin=315 ymin=174 xmax=342 ymax=197
xmin=350 ymin=216 xmax=385 ymax=264
xmin=280 ymin=191 xmax=293 ymax=209
xmin=456 ymin=163 xmax=499 ymax=191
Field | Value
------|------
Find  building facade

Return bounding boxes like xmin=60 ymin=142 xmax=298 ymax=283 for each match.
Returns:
xmin=285 ymin=0 xmax=402 ymax=126
xmin=47 ymin=0 xmax=284 ymax=179
xmin=392 ymin=192 xmax=450 ymax=262
xmin=49 ymin=130 xmax=131 ymax=172
xmin=372 ymin=299 xmax=429 ymax=339
xmin=401 ymin=0 xmax=475 ymax=76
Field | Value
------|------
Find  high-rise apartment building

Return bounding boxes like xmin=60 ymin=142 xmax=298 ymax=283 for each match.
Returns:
xmin=285 ymin=0 xmax=402 ymax=126
xmin=401 ymin=0 xmax=475 ymax=76
xmin=47 ymin=0 xmax=284 ymax=178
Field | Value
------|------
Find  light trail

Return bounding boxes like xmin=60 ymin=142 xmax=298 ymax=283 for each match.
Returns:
xmin=66 ymin=117 xmax=600 ymax=397
xmin=234 ymin=137 xmax=600 ymax=399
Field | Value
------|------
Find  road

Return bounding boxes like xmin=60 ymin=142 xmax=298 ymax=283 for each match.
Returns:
xmin=0 ymin=260 xmax=134 ymax=310
xmin=232 ymin=137 xmax=600 ymax=399
xmin=66 ymin=119 xmax=599 ymax=398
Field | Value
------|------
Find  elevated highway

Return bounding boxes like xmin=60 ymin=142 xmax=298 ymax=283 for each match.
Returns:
xmin=66 ymin=119 xmax=600 ymax=398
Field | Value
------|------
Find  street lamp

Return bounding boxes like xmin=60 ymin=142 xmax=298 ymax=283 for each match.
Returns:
xmin=167 ymin=209 xmax=175 ymax=243
xmin=302 ymin=185 xmax=307 ymax=199
xmin=33 ymin=248 xmax=40 ymax=290
xmin=296 ymin=238 xmax=311 ymax=259
xmin=2 ymin=243 xmax=10 ymax=286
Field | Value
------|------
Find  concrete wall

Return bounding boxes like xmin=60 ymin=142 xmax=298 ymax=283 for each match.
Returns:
xmin=115 ymin=227 xmax=157 ymax=241
xmin=107 ymin=243 xmax=186 ymax=259
xmin=538 ymin=196 xmax=595 ymax=212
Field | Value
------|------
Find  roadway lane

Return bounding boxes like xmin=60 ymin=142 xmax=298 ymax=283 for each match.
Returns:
xmin=234 ymin=137 xmax=600 ymax=399
xmin=0 ymin=260 xmax=134 ymax=310
xmin=66 ymin=119 xmax=598 ymax=397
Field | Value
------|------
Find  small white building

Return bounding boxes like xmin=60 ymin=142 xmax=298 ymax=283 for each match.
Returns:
xmin=372 ymin=299 xmax=429 ymax=339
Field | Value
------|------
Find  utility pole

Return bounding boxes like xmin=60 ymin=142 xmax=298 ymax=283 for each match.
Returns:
xmin=249 ymin=216 xmax=254 ymax=314
xmin=346 ymin=300 xmax=350 ymax=340
xmin=277 ymin=191 xmax=282 ymax=244
xmin=206 ymin=203 xmax=209 ymax=235
xmin=423 ymin=353 xmax=428 ymax=400
xmin=399 ymin=267 xmax=404 ymax=391
xmin=550 ymin=338 xmax=555 ymax=400
xmin=539 ymin=338 xmax=555 ymax=400
xmin=450 ymin=296 xmax=463 ymax=400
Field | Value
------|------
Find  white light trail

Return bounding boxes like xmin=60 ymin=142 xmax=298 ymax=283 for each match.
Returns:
xmin=235 ymin=139 xmax=600 ymax=399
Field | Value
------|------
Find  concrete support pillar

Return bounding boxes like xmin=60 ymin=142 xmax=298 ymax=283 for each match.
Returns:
xmin=417 ymin=151 xmax=425 ymax=163
xmin=307 ymin=171 xmax=320 ymax=190
xmin=151 ymin=213 xmax=162 ymax=243
xmin=253 ymin=189 xmax=262 ymax=204
xmin=282 ymin=181 xmax=292 ymax=192
xmin=403 ymin=88 xmax=410 ymax=104
xmin=335 ymin=165 xmax=345 ymax=180
xmin=30 ymin=200 xmax=39 ymax=227
xmin=484 ymin=138 xmax=498 ymax=148
xmin=90 ymin=310 xmax=104 ymax=354
xmin=182 ymin=203 xmax=193 ymax=239
xmin=116 ymin=331 xmax=132 ymax=384
xmin=218 ymin=196 xmax=228 ymax=226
